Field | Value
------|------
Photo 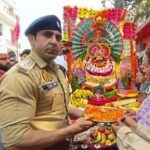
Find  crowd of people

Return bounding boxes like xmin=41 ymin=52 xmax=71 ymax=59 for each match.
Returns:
xmin=0 ymin=49 xmax=31 ymax=78
xmin=112 ymin=48 xmax=150 ymax=149
xmin=0 ymin=14 xmax=150 ymax=150
xmin=133 ymin=61 xmax=150 ymax=94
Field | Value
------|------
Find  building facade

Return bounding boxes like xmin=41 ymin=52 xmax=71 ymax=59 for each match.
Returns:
xmin=0 ymin=0 xmax=20 ymax=58
xmin=136 ymin=17 xmax=150 ymax=60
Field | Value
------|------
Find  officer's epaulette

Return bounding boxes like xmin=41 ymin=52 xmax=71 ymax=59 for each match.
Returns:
xmin=17 ymin=59 xmax=36 ymax=74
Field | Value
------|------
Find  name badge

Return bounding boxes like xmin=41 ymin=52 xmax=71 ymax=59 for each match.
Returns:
xmin=42 ymin=81 xmax=58 ymax=91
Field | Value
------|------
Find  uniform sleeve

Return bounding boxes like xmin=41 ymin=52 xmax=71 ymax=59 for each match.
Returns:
xmin=117 ymin=126 xmax=150 ymax=150
xmin=135 ymin=124 xmax=150 ymax=143
xmin=0 ymin=71 xmax=37 ymax=147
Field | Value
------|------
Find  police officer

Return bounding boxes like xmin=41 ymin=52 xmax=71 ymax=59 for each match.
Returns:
xmin=0 ymin=15 xmax=93 ymax=150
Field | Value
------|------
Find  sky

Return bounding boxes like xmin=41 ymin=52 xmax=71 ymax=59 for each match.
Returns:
xmin=14 ymin=0 xmax=113 ymax=50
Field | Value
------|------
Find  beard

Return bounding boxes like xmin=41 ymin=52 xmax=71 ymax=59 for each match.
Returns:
xmin=0 ymin=64 xmax=11 ymax=71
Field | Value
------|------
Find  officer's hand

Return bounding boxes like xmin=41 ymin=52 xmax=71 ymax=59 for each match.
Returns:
xmin=72 ymin=116 xmax=94 ymax=133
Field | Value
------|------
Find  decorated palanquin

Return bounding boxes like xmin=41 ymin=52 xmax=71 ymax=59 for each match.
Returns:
xmin=63 ymin=6 xmax=139 ymax=149
xmin=63 ymin=6 xmax=138 ymax=106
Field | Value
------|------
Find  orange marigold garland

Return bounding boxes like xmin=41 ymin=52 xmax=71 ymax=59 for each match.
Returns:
xmin=67 ymin=16 xmax=73 ymax=84
xmin=129 ymin=40 xmax=138 ymax=89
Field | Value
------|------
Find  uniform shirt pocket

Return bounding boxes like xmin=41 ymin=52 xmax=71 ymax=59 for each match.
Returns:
xmin=36 ymin=88 xmax=53 ymax=115
xmin=52 ymin=92 xmax=66 ymax=111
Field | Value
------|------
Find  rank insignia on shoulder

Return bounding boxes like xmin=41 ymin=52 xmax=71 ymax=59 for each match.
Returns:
xmin=42 ymin=70 xmax=52 ymax=82
xmin=18 ymin=59 xmax=35 ymax=73
xmin=42 ymin=81 xmax=58 ymax=91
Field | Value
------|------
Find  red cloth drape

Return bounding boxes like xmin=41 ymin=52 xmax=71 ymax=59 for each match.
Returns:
xmin=11 ymin=15 xmax=20 ymax=46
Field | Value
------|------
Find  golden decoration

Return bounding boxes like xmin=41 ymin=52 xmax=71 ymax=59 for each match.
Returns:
xmin=42 ymin=70 xmax=52 ymax=82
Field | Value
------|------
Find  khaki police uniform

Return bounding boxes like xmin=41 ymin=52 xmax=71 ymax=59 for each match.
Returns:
xmin=0 ymin=51 xmax=70 ymax=149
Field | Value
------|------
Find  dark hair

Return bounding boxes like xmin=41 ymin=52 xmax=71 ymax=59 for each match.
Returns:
xmin=8 ymin=51 xmax=16 ymax=58
xmin=145 ymin=48 xmax=150 ymax=65
xmin=62 ymin=49 xmax=69 ymax=55
xmin=136 ymin=69 xmax=145 ymax=76
xmin=20 ymin=49 xmax=31 ymax=57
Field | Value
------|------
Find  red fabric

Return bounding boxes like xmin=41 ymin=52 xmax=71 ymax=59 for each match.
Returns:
xmin=0 ymin=70 xmax=5 ymax=77
xmin=11 ymin=16 xmax=20 ymax=45
xmin=88 ymin=96 xmax=118 ymax=106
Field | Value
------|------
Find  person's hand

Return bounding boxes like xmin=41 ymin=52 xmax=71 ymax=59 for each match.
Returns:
xmin=111 ymin=115 xmax=138 ymax=136
xmin=111 ymin=119 xmax=125 ymax=136
xmin=125 ymin=109 xmax=136 ymax=119
xmin=120 ymin=115 xmax=138 ymax=130
xmin=68 ymin=103 xmax=84 ymax=118
xmin=72 ymin=116 xmax=95 ymax=134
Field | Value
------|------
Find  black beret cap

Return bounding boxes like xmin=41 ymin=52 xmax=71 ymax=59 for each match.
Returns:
xmin=25 ymin=15 xmax=62 ymax=36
